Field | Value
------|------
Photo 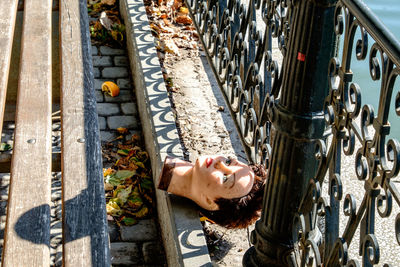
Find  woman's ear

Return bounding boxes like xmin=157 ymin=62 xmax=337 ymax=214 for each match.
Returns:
xmin=200 ymin=194 xmax=219 ymax=211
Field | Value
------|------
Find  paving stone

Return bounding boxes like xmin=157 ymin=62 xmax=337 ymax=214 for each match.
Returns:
xmin=94 ymin=79 xmax=111 ymax=90
xmin=107 ymin=116 xmax=139 ymax=130
xmin=102 ymin=67 xmax=129 ymax=78
xmin=98 ymin=116 xmax=107 ymax=130
xmin=120 ymin=219 xmax=158 ymax=242
xmin=116 ymin=78 xmax=131 ymax=89
xmin=104 ymin=90 xmax=132 ymax=103
xmin=97 ymin=103 xmax=120 ymax=116
xmin=121 ymin=103 xmax=137 ymax=115
xmin=93 ymin=56 xmax=113 ymax=67
xmin=100 ymin=46 xmax=125 ymax=56
xmin=108 ymin=221 xmax=120 ymax=242
xmin=110 ymin=242 xmax=141 ymax=266
xmin=93 ymin=67 xmax=101 ymax=78
xmin=142 ymin=242 xmax=166 ymax=265
xmin=100 ymin=131 xmax=118 ymax=142
xmin=91 ymin=45 xmax=98 ymax=56
xmin=95 ymin=90 xmax=104 ymax=102
xmin=114 ymin=56 xmax=129 ymax=66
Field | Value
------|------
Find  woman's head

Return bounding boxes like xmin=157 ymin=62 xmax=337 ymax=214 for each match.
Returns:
xmin=199 ymin=164 xmax=267 ymax=228
xmin=190 ymin=155 xmax=256 ymax=210
xmin=157 ymin=156 xmax=267 ymax=228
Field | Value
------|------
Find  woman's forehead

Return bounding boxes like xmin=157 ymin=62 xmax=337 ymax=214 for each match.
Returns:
xmin=222 ymin=166 xmax=254 ymax=197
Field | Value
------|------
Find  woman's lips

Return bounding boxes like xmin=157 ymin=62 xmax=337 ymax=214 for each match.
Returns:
xmin=206 ymin=158 xmax=213 ymax=168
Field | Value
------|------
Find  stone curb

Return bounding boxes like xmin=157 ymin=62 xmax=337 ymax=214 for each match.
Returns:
xmin=119 ymin=0 xmax=212 ymax=266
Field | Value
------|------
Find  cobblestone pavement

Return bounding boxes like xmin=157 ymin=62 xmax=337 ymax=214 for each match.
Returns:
xmin=92 ymin=44 xmax=167 ymax=266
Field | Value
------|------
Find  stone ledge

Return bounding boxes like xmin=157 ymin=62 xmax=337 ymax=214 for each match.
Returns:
xmin=119 ymin=0 xmax=212 ymax=266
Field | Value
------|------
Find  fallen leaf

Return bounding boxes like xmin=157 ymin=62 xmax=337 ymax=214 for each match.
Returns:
xmin=128 ymin=205 xmax=149 ymax=218
xmin=105 ymin=170 xmax=135 ymax=186
xmin=117 ymin=149 xmax=131 ymax=156
xmin=179 ymin=7 xmax=189 ymax=14
xmin=176 ymin=15 xmax=192 ymax=25
xmin=103 ymin=167 xmax=114 ymax=176
xmin=105 ymin=174 xmax=122 ymax=186
xmin=106 ymin=199 xmax=122 ymax=216
xmin=117 ymin=127 xmax=129 ymax=134
xmin=160 ymin=39 xmax=180 ymax=55
xmin=127 ymin=187 xmax=143 ymax=209
xmin=140 ymin=178 xmax=153 ymax=190
xmin=102 ymin=81 xmax=120 ymax=97
xmin=121 ymin=216 xmax=137 ymax=226
xmin=88 ymin=0 xmax=101 ymax=5
xmin=0 ymin=143 xmax=11 ymax=151
xmin=114 ymin=185 xmax=133 ymax=203
xmin=104 ymin=182 xmax=114 ymax=191
xmin=101 ymin=0 xmax=116 ymax=5
xmin=100 ymin=11 xmax=113 ymax=30
xmin=115 ymin=170 xmax=136 ymax=180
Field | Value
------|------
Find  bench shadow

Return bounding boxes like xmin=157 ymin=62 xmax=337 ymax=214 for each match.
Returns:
xmin=14 ymin=188 xmax=96 ymax=247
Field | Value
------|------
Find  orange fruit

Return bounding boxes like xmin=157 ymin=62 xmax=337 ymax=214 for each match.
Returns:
xmin=102 ymin=81 xmax=120 ymax=97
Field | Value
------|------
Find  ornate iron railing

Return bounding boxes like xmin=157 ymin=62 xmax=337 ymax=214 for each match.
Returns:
xmin=185 ymin=0 xmax=400 ymax=266
xmin=294 ymin=1 xmax=400 ymax=266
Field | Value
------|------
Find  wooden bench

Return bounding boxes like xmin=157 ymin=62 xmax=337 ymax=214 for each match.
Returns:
xmin=0 ymin=0 xmax=110 ymax=266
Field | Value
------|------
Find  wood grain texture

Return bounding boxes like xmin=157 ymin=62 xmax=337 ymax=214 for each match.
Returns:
xmin=0 ymin=0 xmax=18 ymax=138
xmin=60 ymin=0 xmax=110 ymax=266
xmin=2 ymin=0 xmax=53 ymax=266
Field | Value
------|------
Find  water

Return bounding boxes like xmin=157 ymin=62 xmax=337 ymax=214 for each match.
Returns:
xmin=342 ymin=0 xmax=400 ymax=138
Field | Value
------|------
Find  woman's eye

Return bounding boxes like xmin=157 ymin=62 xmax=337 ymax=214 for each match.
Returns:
xmin=225 ymin=157 xmax=232 ymax=166
xmin=223 ymin=175 xmax=228 ymax=183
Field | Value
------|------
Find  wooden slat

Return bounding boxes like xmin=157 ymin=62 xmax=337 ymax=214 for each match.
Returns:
xmin=2 ymin=0 xmax=52 ymax=266
xmin=0 ymin=0 xmax=18 ymax=138
xmin=60 ymin=0 xmax=110 ymax=266
xmin=0 ymin=152 xmax=61 ymax=173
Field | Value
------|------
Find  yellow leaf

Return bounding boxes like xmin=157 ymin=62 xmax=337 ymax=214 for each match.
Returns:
xmin=102 ymin=81 xmax=120 ymax=97
xmin=200 ymin=216 xmax=216 ymax=224
xmin=130 ymin=206 xmax=149 ymax=218
xmin=179 ymin=7 xmax=189 ymax=14
xmin=117 ymin=127 xmax=129 ymax=134
xmin=103 ymin=167 xmax=114 ymax=177
xmin=106 ymin=200 xmax=122 ymax=216
xmin=135 ymin=161 xmax=145 ymax=169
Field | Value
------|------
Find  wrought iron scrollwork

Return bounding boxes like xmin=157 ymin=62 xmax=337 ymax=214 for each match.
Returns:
xmin=294 ymin=0 xmax=400 ymax=266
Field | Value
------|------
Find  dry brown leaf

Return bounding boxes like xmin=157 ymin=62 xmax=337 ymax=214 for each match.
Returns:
xmin=173 ymin=0 xmax=182 ymax=10
xmin=176 ymin=15 xmax=192 ymax=25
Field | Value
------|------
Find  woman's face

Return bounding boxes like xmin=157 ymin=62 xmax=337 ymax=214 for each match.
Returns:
xmin=191 ymin=155 xmax=255 ymax=210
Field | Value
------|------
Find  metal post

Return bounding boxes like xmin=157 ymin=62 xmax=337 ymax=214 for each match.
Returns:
xmin=243 ymin=0 xmax=338 ymax=265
